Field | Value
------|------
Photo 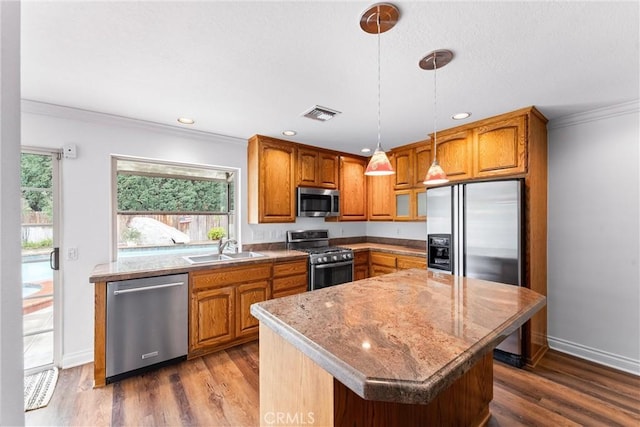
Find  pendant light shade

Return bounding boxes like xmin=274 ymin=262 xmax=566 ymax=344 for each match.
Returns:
xmin=421 ymin=49 xmax=453 ymax=186
xmin=365 ymin=147 xmax=394 ymax=175
xmin=423 ymin=159 xmax=448 ymax=185
xmin=362 ymin=3 xmax=398 ymax=177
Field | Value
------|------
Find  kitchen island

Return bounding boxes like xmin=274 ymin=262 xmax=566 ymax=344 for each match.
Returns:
xmin=250 ymin=268 xmax=546 ymax=427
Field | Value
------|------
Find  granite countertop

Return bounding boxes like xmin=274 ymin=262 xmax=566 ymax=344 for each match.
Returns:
xmin=89 ymin=249 xmax=308 ymax=283
xmin=250 ymin=268 xmax=546 ymax=405
xmin=89 ymin=242 xmax=425 ymax=283
xmin=344 ymin=242 xmax=426 ymax=256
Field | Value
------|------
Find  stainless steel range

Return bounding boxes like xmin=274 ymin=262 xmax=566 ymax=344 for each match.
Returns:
xmin=286 ymin=229 xmax=354 ymax=291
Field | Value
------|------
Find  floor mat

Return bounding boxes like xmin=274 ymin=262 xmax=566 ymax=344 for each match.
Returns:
xmin=24 ymin=367 xmax=58 ymax=411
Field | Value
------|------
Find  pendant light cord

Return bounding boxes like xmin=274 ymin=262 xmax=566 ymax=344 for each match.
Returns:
xmin=433 ymin=53 xmax=438 ymax=161
xmin=376 ymin=15 xmax=382 ymax=151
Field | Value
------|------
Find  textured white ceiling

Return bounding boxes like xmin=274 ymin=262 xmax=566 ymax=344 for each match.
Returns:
xmin=21 ymin=1 xmax=640 ymax=154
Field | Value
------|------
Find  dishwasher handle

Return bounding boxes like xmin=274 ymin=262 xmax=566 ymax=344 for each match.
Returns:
xmin=112 ymin=281 xmax=185 ymax=296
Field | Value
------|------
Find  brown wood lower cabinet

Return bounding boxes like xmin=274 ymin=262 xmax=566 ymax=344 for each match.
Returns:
xmin=354 ymin=251 xmax=369 ymax=281
xmin=189 ymin=262 xmax=272 ymax=358
xmin=188 ymin=258 xmax=308 ymax=358
xmin=236 ymin=281 xmax=270 ymax=338
xmin=369 ymin=251 xmax=427 ymax=277
xmin=397 ymin=254 xmax=427 ymax=269
xmin=272 ymin=259 xmax=308 ymax=298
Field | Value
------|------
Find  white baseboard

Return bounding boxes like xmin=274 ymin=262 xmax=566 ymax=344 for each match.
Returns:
xmin=61 ymin=349 xmax=93 ymax=369
xmin=548 ymin=336 xmax=639 ymax=376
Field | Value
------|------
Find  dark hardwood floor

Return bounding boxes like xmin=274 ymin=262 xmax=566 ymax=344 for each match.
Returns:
xmin=25 ymin=343 xmax=639 ymax=426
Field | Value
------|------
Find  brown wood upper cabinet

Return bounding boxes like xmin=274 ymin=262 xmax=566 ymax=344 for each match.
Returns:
xmin=387 ymin=141 xmax=431 ymax=221
xmin=337 ymin=155 xmax=368 ymax=221
xmin=414 ymin=144 xmax=432 ymax=187
xmin=473 ymin=115 xmax=526 ymax=178
xmin=432 ymin=129 xmax=473 ymax=182
xmin=393 ymin=148 xmax=414 ymax=189
xmin=431 ymin=111 xmax=528 ymax=182
xmin=367 ymin=160 xmax=395 ymax=221
xmin=248 ymin=135 xmax=296 ymax=224
xmin=297 ymin=147 xmax=339 ymax=189
xmin=392 ymin=142 xmax=432 ymax=189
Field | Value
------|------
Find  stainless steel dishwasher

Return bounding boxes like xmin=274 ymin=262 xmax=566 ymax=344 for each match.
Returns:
xmin=106 ymin=273 xmax=188 ymax=383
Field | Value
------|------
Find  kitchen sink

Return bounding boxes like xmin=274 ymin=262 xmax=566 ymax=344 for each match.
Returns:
xmin=183 ymin=253 xmax=229 ymax=264
xmin=222 ymin=251 xmax=265 ymax=259
xmin=183 ymin=252 xmax=265 ymax=264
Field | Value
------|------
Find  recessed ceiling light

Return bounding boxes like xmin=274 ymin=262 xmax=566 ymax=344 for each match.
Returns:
xmin=361 ymin=148 xmax=372 ymax=153
xmin=282 ymin=130 xmax=297 ymax=136
xmin=452 ymin=112 xmax=471 ymax=120
xmin=177 ymin=117 xmax=195 ymax=125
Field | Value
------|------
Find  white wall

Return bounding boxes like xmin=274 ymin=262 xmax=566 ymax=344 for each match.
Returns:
xmin=0 ymin=1 xmax=25 ymax=425
xmin=547 ymin=101 xmax=640 ymax=374
xmin=21 ymin=101 xmax=367 ymax=367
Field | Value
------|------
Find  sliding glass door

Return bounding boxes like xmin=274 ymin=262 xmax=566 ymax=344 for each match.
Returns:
xmin=21 ymin=149 xmax=60 ymax=373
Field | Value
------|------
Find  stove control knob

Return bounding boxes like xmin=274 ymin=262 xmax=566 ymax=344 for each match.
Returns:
xmin=322 ymin=257 xmax=328 ymax=263
xmin=332 ymin=255 xmax=338 ymax=261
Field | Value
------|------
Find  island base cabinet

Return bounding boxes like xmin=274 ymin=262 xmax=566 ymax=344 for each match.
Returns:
xmin=333 ymin=354 xmax=492 ymax=427
xmin=259 ymin=325 xmax=493 ymax=427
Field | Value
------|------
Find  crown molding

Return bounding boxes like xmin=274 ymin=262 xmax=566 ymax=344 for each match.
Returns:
xmin=20 ymin=99 xmax=247 ymax=146
xmin=548 ymin=100 xmax=639 ymax=130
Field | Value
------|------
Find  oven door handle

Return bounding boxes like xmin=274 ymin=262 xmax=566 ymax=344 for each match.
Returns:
xmin=313 ymin=260 xmax=353 ymax=270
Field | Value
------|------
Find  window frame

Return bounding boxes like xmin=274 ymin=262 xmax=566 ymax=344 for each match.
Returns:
xmin=110 ymin=155 xmax=240 ymax=261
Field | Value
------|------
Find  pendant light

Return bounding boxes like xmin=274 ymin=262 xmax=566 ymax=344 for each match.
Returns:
xmin=361 ymin=3 xmax=398 ymax=176
xmin=421 ymin=49 xmax=453 ymax=186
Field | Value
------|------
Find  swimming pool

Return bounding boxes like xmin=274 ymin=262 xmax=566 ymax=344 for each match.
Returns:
xmin=23 ymin=283 xmax=42 ymax=298
xmin=22 ymin=256 xmax=52 ymax=284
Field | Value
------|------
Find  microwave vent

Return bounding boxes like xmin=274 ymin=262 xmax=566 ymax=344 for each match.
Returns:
xmin=301 ymin=105 xmax=341 ymax=122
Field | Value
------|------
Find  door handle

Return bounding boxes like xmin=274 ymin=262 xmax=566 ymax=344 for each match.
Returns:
xmin=112 ymin=282 xmax=185 ymax=296
xmin=49 ymin=247 xmax=60 ymax=270
xmin=313 ymin=260 xmax=353 ymax=270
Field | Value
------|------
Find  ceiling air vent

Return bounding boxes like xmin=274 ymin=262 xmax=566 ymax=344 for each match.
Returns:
xmin=301 ymin=105 xmax=341 ymax=122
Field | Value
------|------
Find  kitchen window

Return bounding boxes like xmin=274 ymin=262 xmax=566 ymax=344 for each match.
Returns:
xmin=112 ymin=156 xmax=238 ymax=259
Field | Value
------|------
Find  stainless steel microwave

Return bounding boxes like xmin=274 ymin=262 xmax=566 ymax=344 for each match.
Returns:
xmin=297 ymin=187 xmax=340 ymax=217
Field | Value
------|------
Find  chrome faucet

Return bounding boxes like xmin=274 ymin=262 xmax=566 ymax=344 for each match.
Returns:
xmin=219 ymin=239 xmax=238 ymax=254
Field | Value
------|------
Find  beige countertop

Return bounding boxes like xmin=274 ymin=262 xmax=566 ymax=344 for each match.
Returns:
xmin=250 ymin=268 xmax=545 ymax=405
xmin=88 ymin=249 xmax=307 ymax=283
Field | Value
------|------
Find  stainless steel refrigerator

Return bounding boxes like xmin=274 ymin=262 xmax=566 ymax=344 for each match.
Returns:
xmin=426 ymin=179 xmax=525 ymax=367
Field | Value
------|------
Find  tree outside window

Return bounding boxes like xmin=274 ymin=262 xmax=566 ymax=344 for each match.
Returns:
xmin=115 ymin=157 xmax=237 ymax=257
